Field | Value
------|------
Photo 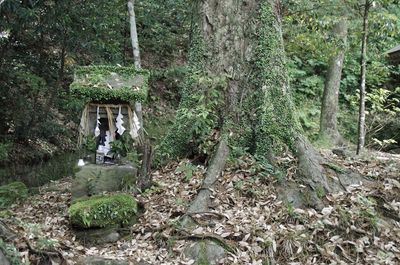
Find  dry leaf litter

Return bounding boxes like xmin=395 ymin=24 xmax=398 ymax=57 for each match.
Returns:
xmin=3 ymin=150 xmax=400 ymax=264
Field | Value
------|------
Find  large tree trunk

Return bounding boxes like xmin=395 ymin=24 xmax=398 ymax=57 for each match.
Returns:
xmin=357 ymin=0 xmax=371 ymax=155
xmin=320 ymin=17 xmax=348 ymax=146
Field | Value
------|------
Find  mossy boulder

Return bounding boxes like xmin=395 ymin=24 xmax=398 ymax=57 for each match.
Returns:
xmin=69 ymin=193 xmax=137 ymax=229
xmin=0 ymin=182 xmax=28 ymax=209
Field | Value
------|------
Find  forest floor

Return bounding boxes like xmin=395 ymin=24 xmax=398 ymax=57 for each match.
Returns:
xmin=3 ymin=149 xmax=400 ymax=265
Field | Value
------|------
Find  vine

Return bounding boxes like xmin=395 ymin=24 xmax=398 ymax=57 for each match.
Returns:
xmin=155 ymin=12 xmax=228 ymax=164
xmin=253 ymin=1 xmax=300 ymax=157
xmin=155 ymin=71 xmax=227 ymax=164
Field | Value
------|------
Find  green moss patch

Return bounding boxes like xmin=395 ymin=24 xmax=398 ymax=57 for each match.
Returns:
xmin=70 ymin=65 xmax=150 ymax=103
xmin=0 ymin=182 xmax=28 ymax=209
xmin=68 ymin=193 xmax=137 ymax=229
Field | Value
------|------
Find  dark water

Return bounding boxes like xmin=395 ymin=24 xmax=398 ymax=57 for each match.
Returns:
xmin=0 ymin=152 xmax=80 ymax=188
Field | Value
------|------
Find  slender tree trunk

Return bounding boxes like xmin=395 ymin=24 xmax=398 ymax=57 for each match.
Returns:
xmin=320 ymin=17 xmax=348 ymax=146
xmin=128 ymin=0 xmax=152 ymax=191
xmin=357 ymin=1 xmax=371 ymax=155
xmin=127 ymin=0 xmax=144 ymax=141
xmin=128 ymin=0 xmax=141 ymax=68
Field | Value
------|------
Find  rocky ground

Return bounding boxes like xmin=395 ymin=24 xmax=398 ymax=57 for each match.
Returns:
xmin=2 ymin=149 xmax=400 ymax=264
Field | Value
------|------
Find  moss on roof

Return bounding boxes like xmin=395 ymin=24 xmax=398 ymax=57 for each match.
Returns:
xmin=70 ymin=65 xmax=150 ymax=102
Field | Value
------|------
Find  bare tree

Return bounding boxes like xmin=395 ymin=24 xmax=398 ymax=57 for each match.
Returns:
xmin=357 ymin=0 xmax=372 ymax=155
xmin=127 ymin=0 xmax=144 ymax=141
xmin=128 ymin=0 xmax=152 ymax=191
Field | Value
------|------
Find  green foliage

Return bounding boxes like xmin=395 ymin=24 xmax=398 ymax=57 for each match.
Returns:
xmin=70 ymin=65 xmax=150 ymax=103
xmin=82 ymin=136 xmax=97 ymax=153
xmin=0 ymin=0 xmax=129 ymax=145
xmin=155 ymin=72 xmax=226 ymax=164
xmin=136 ymin=0 xmax=191 ymax=64
xmin=35 ymin=152 xmax=80 ymax=186
xmin=0 ymin=67 xmax=49 ymax=141
xmin=0 ymin=182 xmax=28 ymax=209
xmin=120 ymin=174 xmax=136 ymax=192
xmin=0 ymin=239 xmax=24 ymax=265
xmin=126 ymin=150 xmax=140 ymax=165
xmin=251 ymin=156 xmax=284 ymax=183
xmin=315 ymin=185 xmax=326 ymax=199
xmin=149 ymin=66 xmax=189 ymax=103
xmin=110 ymin=133 xmax=135 ymax=158
xmin=0 ymin=142 xmax=11 ymax=163
xmin=196 ymin=241 xmax=210 ymax=265
xmin=364 ymin=88 xmax=400 ymax=147
xmin=175 ymin=160 xmax=197 ymax=182
xmin=284 ymin=0 xmax=400 ymax=145
xmin=36 ymin=238 xmax=59 ymax=251
xmin=68 ymin=193 xmax=137 ymax=228
xmin=357 ymin=195 xmax=379 ymax=232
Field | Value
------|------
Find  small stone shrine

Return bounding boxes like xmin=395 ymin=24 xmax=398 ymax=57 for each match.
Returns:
xmin=68 ymin=65 xmax=149 ymax=244
xmin=71 ymin=65 xmax=149 ymax=164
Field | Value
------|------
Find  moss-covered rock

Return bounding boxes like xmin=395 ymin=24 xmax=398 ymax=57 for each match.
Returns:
xmin=0 ymin=182 xmax=28 ymax=209
xmin=68 ymin=193 xmax=137 ymax=229
xmin=70 ymin=65 xmax=150 ymax=103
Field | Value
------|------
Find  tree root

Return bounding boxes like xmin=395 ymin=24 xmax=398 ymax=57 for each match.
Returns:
xmin=0 ymin=219 xmax=68 ymax=265
xmin=283 ymin=134 xmax=372 ymax=209
xmin=181 ymin=140 xmax=229 ymax=227
xmin=179 ymin=139 xmax=230 ymax=264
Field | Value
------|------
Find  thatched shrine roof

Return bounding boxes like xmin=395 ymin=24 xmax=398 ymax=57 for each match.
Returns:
xmin=387 ymin=44 xmax=400 ymax=65
xmin=70 ymin=65 xmax=149 ymax=102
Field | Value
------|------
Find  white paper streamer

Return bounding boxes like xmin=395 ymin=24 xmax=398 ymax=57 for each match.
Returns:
xmin=130 ymin=111 xmax=140 ymax=139
xmin=94 ymin=106 xmax=101 ymax=137
xmin=116 ymin=106 xmax=126 ymax=135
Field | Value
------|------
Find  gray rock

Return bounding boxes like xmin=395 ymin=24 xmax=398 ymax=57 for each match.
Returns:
xmin=120 ymin=243 xmax=130 ymax=250
xmin=0 ymin=250 xmax=10 ymax=265
xmin=103 ymin=231 xmax=121 ymax=243
xmin=137 ymin=262 xmax=152 ymax=265
xmin=332 ymin=148 xmax=351 ymax=159
xmin=72 ymin=164 xmax=137 ymax=200
xmin=76 ymin=256 xmax=128 ymax=265
xmin=75 ymin=227 xmax=121 ymax=245
xmin=184 ymin=240 xmax=225 ymax=265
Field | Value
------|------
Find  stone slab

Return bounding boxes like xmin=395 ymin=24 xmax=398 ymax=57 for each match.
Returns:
xmin=72 ymin=164 xmax=137 ymax=200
